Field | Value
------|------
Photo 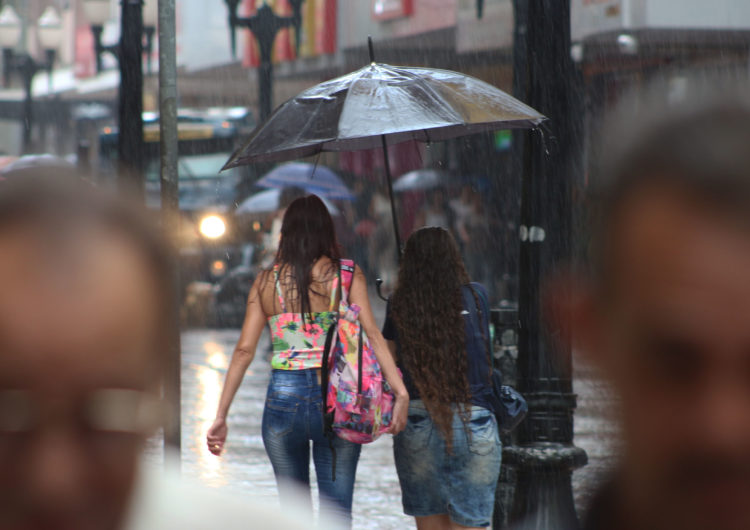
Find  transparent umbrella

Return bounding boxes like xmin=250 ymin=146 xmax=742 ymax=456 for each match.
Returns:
xmin=224 ymin=38 xmax=545 ymax=255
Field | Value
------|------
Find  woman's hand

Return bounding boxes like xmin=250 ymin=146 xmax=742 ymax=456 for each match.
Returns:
xmin=206 ymin=417 xmax=228 ymax=455
xmin=387 ymin=390 xmax=409 ymax=435
xmin=208 ymin=277 xmax=266 ymax=457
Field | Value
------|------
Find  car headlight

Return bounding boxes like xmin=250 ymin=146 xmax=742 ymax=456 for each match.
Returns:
xmin=209 ymin=259 xmax=227 ymax=277
xmin=199 ymin=215 xmax=226 ymax=239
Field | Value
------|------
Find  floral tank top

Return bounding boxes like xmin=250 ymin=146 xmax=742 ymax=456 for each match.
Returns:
xmin=268 ymin=264 xmax=340 ymax=370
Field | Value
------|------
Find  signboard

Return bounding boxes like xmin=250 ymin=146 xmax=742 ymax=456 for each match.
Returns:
xmin=371 ymin=0 xmax=414 ymax=21
xmin=572 ymin=0 xmax=750 ymax=42
xmin=300 ymin=0 xmax=337 ymax=57
xmin=571 ymin=0 xmax=623 ymax=42
xmin=74 ymin=25 xmax=96 ymax=79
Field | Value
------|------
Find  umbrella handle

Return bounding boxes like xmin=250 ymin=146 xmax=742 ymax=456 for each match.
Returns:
xmin=375 ymin=278 xmax=388 ymax=302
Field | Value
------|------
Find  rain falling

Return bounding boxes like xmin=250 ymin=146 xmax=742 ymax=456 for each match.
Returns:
xmin=1 ymin=1 xmax=750 ymax=529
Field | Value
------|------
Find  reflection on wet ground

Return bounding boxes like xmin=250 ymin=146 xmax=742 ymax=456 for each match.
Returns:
xmin=146 ymin=327 xmax=617 ymax=529
xmin=146 ymin=328 xmax=411 ymax=528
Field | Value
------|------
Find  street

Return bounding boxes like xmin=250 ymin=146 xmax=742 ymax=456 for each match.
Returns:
xmin=144 ymin=294 xmax=618 ymax=529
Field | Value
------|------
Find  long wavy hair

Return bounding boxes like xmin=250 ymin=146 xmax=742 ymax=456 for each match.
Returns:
xmin=391 ymin=227 xmax=472 ymax=450
xmin=268 ymin=195 xmax=340 ymax=324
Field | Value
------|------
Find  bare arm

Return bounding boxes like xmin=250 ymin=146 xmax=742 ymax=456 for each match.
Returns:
xmin=207 ymin=276 xmax=267 ymax=455
xmin=349 ymin=265 xmax=409 ymax=434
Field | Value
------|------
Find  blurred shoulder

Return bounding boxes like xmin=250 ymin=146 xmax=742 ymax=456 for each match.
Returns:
xmin=124 ymin=464 xmax=339 ymax=530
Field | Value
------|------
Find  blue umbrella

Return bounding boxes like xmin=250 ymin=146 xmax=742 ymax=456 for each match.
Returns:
xmin=236 ymin=188 xmax=340 ymax=216
xmin=256 ymin=162 xmax=354 ymax=200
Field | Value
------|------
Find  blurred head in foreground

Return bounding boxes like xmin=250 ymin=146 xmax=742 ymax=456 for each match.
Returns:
xmin=0 ymin=174 xmax=172 ymax=530
xmin=575 ymin=91 xmax=750 ymax=530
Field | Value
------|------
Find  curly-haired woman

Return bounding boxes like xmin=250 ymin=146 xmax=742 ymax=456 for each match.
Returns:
xmin=206 ymin=195 xmax=408 ymax=527
xmin=382 ymin=227 xmax=501 ymax=530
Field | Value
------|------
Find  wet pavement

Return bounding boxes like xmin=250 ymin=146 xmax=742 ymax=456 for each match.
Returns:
xmin=145 ymin=297 xmax=618 ymax=529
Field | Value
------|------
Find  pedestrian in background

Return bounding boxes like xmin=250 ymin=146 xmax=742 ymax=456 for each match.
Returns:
xmin=369 ymin=191 xmax=399 ymax=291
xmin=383 ymin=227 xmax=502 ymax=530
xmin=207 ymin=195 xmax=408 ymax=527
xmin=563 ymin=89 xmax=750 ymax=530
xmin=414 ymin=188 xmax=454 ymax=231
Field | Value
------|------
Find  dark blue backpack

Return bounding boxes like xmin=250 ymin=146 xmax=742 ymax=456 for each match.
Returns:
xmin=463 ymin=283 xmax=528 ymax=434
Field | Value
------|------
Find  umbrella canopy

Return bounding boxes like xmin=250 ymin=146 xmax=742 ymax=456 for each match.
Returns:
xmin=224 ymin=41 xmax=544 ymax=260
xmin=255 ymin=162 xmax=354 ymax=200
xmin=392 ymin=169 xmax=451 ymax=192
xmin=236 ymin=187 xmax=340 ymax=216
xmin=223 ymin=62 xmax=544 ymax=168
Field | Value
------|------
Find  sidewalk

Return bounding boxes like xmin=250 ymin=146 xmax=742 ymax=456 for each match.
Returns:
xmin=144 ymin=287 xmax=617 ymax=529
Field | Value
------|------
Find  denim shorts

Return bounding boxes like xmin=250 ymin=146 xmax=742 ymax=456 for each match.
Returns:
xmin=393 ymin=400 xmax=502 ymax=527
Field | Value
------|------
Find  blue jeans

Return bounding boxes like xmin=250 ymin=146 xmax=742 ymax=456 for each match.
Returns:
xmin=262 ymin=369 xmax=361 ymax=526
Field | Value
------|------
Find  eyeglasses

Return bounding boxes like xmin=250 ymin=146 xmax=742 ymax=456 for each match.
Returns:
xmin=0 ymin=388 xmax=163 ymax=451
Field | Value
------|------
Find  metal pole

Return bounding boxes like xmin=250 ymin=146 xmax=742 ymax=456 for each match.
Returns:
xmin=254 ymin=9 xmax=278 ymax=122
xmin=380 ymin=134 xmax=402 ymax=261
xmin=91 ymin=25 xmax=106 ymax=73
xmin=258 ymin=59 xmax=272 ymax=122
xmin=227 ymin=2 xmax=303 ymax=122
xmin=21 ymin=59 xmax=33 ymax=154
xmin=158 ymin=0 xmax=182 ymax=464
xmin=118 ymin=0 xmax=145 ymax=200
xmin=506 ymin=0 xmax=587 ymax=527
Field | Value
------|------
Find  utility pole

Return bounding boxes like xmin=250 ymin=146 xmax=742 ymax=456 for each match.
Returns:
xmin=506 ymin=0 xmax=587 ymax=527
xmin=118 ymin=0 xmax=145 ymax=199
xmin=157 ymin=0 xmax=181 ymax=463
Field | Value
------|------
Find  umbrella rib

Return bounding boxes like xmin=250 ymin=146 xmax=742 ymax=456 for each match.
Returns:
xmin=395 ymin=66 xmax=465 ymax=125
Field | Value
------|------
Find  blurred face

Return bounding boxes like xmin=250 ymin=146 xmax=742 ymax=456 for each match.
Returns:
xmin=588 ymin=184 xmax=750 ymax=530
xmin=0 ymin=223 xmax=163 ymax=530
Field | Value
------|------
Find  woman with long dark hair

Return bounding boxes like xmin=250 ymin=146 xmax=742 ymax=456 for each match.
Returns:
xmin=382 ymin=227 xmax=501 ymax=530
xmin=206 ymin=195 xmax=408 ymax=526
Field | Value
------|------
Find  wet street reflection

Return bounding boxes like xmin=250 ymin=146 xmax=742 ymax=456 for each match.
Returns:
xmin=174 ymin=328 xmax=410 ymax=528
xmin=141 ymin=325 xmax=615 ymax=530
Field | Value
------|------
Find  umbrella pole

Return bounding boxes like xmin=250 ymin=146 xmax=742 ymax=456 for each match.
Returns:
xmin=381 ymin=134 xmax=403 ymax=262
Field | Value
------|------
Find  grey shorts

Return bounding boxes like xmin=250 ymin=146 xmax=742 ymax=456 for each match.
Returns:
xmin=393 ymin=400 xmax=502 ymax=527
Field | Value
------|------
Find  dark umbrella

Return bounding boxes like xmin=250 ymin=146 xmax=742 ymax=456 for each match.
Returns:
xmin=224 ymin=38 xmax=545 ymax=255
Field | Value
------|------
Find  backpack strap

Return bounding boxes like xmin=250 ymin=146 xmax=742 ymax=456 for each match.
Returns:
xmin=465 ymin=283 xmax=493 ymax=383
xmin=339 ymin=259 xmax=356 ymax=304
xmin=321 ymin=264 xmax=342 ymax=414
xmin=273 ymin=264 xmax=287 ymax=312
xmin=320 ymin=264 xmax=343 ymax=483
xmin=328 ymin=270 xmax=339 ymax=311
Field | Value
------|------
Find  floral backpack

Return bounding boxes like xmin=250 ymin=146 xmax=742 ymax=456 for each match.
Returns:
xmin=320 ymin=259 xmax=395 ymax=454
